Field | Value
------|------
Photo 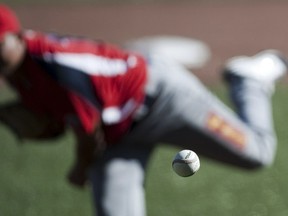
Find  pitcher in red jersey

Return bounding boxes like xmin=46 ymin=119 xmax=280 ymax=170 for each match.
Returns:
xmin=0 ymin=4 xmax=287 ymax=216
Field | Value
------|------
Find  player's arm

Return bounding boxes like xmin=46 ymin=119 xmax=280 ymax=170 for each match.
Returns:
xmin=67 ymin=124 xmax=106 ymax=188
xmin=0 ymin=101 xmax=65 ymax=140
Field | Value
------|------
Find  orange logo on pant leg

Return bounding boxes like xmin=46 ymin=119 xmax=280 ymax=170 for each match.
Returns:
xmin=206 ymin=113 xmax=246 ymax=150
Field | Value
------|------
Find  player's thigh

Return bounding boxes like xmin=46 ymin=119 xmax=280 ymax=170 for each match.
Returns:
xmin=161 ymin=124 xmax=258 ymax=168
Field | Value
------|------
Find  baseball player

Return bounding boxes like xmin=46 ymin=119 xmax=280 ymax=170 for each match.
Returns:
xmin=0 ymin=4 xmax=287 ymax=216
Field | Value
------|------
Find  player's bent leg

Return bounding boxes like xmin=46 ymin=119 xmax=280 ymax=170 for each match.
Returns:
xmin=160 ymin=86 xmax=277 ymax=169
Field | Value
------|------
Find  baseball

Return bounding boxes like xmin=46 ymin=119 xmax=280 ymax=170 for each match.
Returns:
xmin=172 ymin=149 xmax=200 ymax=177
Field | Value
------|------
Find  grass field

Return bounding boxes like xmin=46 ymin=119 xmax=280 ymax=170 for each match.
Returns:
xmin=0 ymin=84 xmax=288 ymax=216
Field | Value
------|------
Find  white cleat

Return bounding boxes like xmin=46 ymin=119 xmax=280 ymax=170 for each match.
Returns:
xmin=224 ymin=49 xmax=288 ymax=84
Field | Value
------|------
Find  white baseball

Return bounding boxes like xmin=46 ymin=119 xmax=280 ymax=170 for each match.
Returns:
xmin=172 ymin=149 xmax=200 ymax=177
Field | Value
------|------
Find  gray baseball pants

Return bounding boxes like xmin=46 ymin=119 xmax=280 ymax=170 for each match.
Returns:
xmin=89 ymin=55 xmax=277 ymax=216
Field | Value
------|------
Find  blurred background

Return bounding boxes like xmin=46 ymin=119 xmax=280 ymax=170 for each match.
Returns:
xmin=1 ymin=1 xmax=288 ymax=215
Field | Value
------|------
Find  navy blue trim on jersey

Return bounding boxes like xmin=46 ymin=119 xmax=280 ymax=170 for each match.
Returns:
xmin=35 ymin=58 xmax=102 ymax=110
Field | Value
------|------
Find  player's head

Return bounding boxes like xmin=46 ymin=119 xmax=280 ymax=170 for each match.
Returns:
xmin=0 ymin=4 xmax=20 ymax=40
xmin=0 ymin=4 xmax=25 ymax=76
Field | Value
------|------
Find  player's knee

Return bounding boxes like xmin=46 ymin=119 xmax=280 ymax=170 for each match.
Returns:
xmin=243 ymin=138 xmax=276 ymax=170
xmin=242 ymin=155 xmax=274 ymax=170
xmin=242 ymin=162 xmax=267 ymax=170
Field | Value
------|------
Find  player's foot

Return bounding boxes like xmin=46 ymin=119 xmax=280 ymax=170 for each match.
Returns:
xmin=223 ymin=49 xmax=288 ymax=84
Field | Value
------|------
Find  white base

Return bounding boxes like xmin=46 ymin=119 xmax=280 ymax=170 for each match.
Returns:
xmin=123 ymin=35 xmax=211 ymax=69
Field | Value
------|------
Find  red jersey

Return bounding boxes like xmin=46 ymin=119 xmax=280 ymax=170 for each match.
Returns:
xmin=11 ymin=30 xmax=147 ymax=144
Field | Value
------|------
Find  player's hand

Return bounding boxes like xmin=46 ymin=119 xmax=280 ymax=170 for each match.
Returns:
xmin=67 ymin=164 xmax=88 ymax=188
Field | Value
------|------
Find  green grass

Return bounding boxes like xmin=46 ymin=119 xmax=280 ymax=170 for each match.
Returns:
xmin=0 ymin=84 xmax=288 ymax=216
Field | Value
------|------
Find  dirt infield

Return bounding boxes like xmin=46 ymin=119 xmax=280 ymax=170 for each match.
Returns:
xmin=14 ymin=2 xmax=288 ymax=84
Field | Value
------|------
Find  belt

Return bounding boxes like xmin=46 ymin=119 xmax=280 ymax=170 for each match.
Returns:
xmin=130 ymin=94 xmax=159 ymax=131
